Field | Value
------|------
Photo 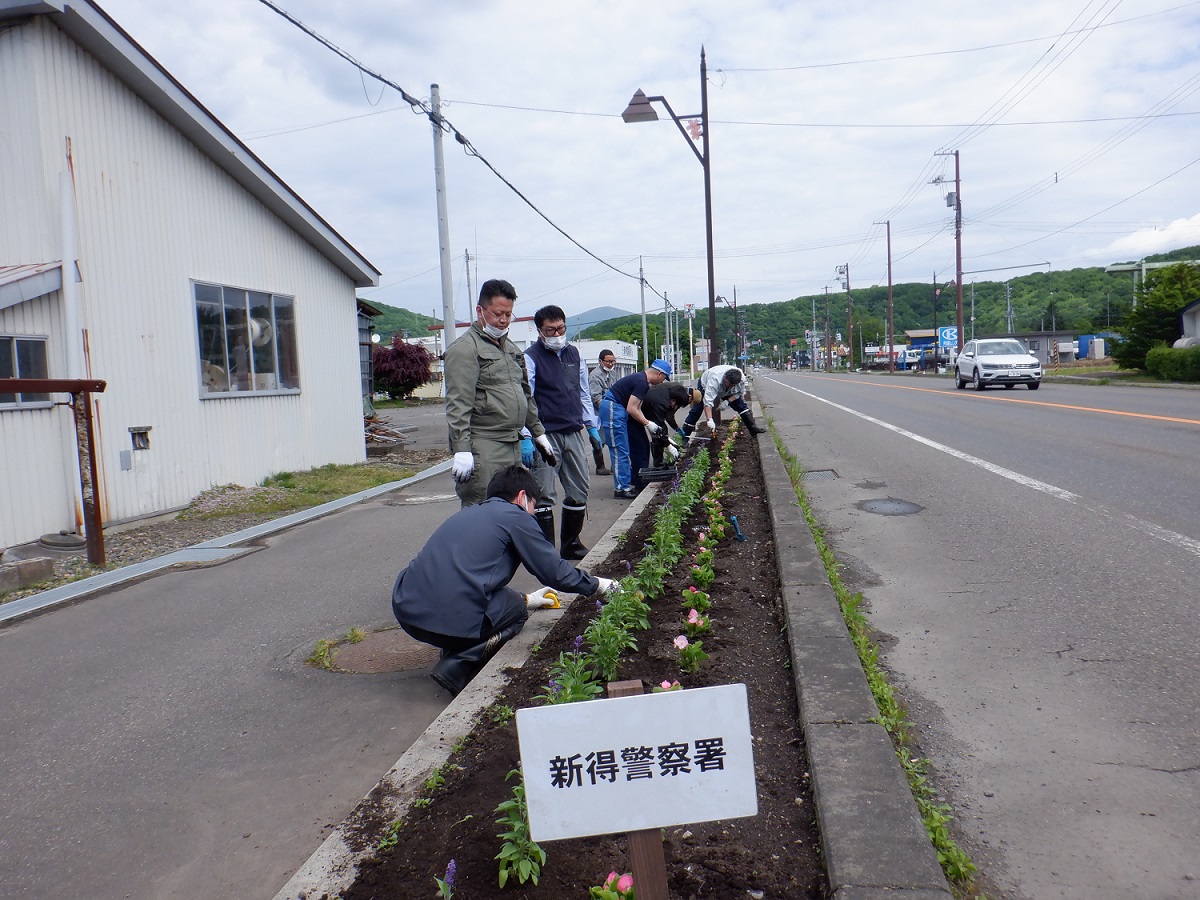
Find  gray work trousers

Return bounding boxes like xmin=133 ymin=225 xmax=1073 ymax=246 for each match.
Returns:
xmin=531 ymin=428 xmax=590 ymax=510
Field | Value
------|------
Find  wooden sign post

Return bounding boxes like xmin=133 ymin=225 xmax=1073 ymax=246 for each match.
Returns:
xmin=517 ymin=681 xmax=757 ymax=900
xmin=607 ymin=679 xmax=669 ymax=900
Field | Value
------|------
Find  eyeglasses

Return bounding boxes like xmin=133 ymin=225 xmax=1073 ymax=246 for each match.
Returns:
xmin=539 ymin=324 xmax=567 ymax=336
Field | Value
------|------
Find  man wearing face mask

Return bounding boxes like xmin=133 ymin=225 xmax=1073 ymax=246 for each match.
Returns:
xmin=522 ymin=305 xmax=600 ymax=560
xmin=587 ymin=349 xmax=618 ymax=476
xmin=444 ymin=279 xmax=556 ymax=507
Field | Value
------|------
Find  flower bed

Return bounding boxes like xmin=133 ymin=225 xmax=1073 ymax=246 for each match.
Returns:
xmin=343 ymin=427 xmax=827 ymax=899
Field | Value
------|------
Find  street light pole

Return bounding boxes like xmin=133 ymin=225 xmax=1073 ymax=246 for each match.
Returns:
xmin=623 ymin=47 xmax=718 ymax=368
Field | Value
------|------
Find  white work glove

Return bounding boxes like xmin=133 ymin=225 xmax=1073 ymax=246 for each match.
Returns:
xmin=706 ymin=417 xmax=716 ymax=432
xmin=526 ymin=586 xmax=561 ymax=609
xmin=645 ymin=421 xmax=661 ymax=437
xmin=533 ymin=434 xmax=558 ymax=467
xmin=594 ymin=577 xmax=618 ymax=594
xmin=451 ymin=451 xmax=474 ymax=484
xmin=663 ymin=444 xmax=679 ymax=462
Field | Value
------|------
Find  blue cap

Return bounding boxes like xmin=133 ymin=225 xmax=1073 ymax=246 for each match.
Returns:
xmin=650 ymin=359 xmax=672 ymax=377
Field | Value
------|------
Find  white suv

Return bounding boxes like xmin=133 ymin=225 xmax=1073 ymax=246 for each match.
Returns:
xmin=954 ymin=339 xmax=1043 ymax=391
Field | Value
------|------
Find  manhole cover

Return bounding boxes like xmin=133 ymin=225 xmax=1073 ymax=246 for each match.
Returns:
xmin=37 ymin=532 xmax=87 ymax=550
xmin=332 ymin=629 xmax=440 ymax=674
xmin=802 ymin=469 xmax=837 ymax=481
xmin=856 ymin=498 xmax=925 ymax=516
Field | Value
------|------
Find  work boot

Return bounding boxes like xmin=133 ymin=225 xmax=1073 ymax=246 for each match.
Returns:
xmin=593 ymin=445 xmax=610 ymax=475
xmin=739 ymin=409 xmax=768 ymax=434
xmin=431 ymin=620 xmax=525 ymax=696
xmin=534 ymin=504 xmax=555 ymax=546
xmin=560 ymin=503 xmax=589 ymax=560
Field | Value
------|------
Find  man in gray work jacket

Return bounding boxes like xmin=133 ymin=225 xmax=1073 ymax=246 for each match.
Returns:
xmin=391 ymin=466 xmax=615 ymax=695
xmin=443 ymin=278 xmax=557 ymax=506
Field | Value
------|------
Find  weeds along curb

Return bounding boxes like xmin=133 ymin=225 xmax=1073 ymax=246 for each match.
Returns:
xmin=751 ymin=394 xmax=954 ymax=900
xmin=272 ymin=485 xmax=662 ymax=900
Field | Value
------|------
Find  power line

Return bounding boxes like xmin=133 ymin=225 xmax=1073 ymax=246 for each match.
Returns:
xmin=253 ymin=0 xmax=656 ymax=295
xmin=715 ymin=2 xmax=1197 ymax=72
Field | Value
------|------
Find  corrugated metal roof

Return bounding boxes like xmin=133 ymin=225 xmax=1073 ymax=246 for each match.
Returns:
xmin=0 ymin=2 xmax=380 ymax=288
xmin=0 ymin=261 xmax=62 ymax=310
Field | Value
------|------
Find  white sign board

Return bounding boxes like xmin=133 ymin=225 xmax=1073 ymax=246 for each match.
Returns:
xmin=516 ymin=684 xmax=757 ymax=842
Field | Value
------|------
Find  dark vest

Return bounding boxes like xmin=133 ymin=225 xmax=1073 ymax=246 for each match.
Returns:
xmin=526 ymin=342 xmax=583 ymax=433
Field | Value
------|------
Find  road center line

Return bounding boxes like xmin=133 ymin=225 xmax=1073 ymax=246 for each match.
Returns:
xmin=799 ymin=373 xmax=1200 ymax=426
xmin=766 ymin=377 xmax=1200 ymax=559
xmin=768 ymin=378 xmax=1079 ymax=502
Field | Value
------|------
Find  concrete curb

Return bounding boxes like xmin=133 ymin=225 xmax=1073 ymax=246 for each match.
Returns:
xmin=272 ymin=482 xmax=662 ymax=900
xmin=0 ymin=460 xmax=454 ymax=627
xmin=752 ymin=393 xmax=952 ymax=899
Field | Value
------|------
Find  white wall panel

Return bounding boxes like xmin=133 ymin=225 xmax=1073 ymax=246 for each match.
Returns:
xmin=1 ymin=18 xmax=366 ymax=549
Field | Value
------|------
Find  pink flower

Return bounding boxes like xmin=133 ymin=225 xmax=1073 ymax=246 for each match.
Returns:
xmin=617 ymin=873 xmax=634 ymax=893
xmin=698 ymin=532 xmax=707 ymax=543
xmin=660 ymin=680 xmax=674 ymax=689
xmin=605 ymin=871 xmax=619 ymax=889
xmin=687 ymin=608 xmax=700 ymax=624
xmin=688 ymin=586 xmax=698 ymax=593
xmin=674 ymin=635 xmax=689 ymax=650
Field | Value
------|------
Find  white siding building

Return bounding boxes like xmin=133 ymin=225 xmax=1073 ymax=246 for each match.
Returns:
xmin=0 ymin=1 xmax=380 ymax=552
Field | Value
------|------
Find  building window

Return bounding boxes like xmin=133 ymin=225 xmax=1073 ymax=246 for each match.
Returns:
xmin=194 ymin=282 xmax=299 ymax=396
xmin=0 ymin=335 xmax=51 ymax=407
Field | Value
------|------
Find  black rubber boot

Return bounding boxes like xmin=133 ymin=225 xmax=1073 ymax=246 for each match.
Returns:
xmin=534 ymin=504 xmax=555 ymax=546
xmin=430 ymin=621 xmax=525 ymax=696
xmin=739 ymin=410 xmax=767 ymax=434
xmin=560 ymin=504 xmax=589 ymax=560
xmin=593 ymin=445 xmax=610 ymax=476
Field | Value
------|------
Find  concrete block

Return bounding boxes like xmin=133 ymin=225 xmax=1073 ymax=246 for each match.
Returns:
xmin=0 ymin=566 xmax=19 ymax=592
xmin=835 ymin=888 xmax=952 ymax=900
xmin=808 ymin=723 xmax=949 ymax=894
xmin=783 ymin=584 xmax=879 ymax=726
xmin=15 ymin=557 xmax=54 ymax=585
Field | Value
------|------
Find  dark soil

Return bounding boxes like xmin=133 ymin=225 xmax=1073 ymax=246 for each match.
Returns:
xmin=343 ymin=431 xmax=828 ymax=899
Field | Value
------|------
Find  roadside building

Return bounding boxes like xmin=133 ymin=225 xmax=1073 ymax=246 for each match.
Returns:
xmin=0 ymin=1 xmax=379 ymax=552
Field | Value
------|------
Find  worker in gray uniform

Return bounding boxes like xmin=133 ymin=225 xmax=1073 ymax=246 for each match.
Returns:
xmin=681 ymin=364 xmax=767 ymax=436
xmin=391 ymin=466 xmax=616 ymax=696
xmin=443 ymin=278 xmax=557 ymax=506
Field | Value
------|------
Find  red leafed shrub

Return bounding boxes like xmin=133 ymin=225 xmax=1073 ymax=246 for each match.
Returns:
xmin=373 ymin=337 xmax=435 ymax=400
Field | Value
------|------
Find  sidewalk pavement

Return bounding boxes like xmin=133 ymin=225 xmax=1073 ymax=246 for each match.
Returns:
xmin=1 ymin=397 xmax=950 ymax=900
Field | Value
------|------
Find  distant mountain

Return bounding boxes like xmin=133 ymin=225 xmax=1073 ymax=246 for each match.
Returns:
xmin=568 ymin=305 xmax=638 ymax=337
xmin=364 ymin=301 xmax=440 ymax=342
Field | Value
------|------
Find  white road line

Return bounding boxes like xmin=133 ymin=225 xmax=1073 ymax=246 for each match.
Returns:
xmin=770 ymin=379 xmax=1079 ymax=502
xmin=768 ymin=378 xmax=1200 ymax=559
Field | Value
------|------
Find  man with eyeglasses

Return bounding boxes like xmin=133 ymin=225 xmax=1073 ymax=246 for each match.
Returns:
xmin=444 ymin=279 xmax=557 ymax=507
xmin=587 ymin=349 xmax=618 ymax=476
xmin=391 ymin=466 xmax=616 ymax=696
xmin=522 ymin=305 xmax=601 ymax=560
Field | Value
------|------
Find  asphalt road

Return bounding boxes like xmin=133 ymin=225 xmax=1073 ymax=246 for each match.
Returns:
xmin=756 ymin=371 xmax=1200 ymax=900
xmin=0 ymin=402 xmax=629 ymax=900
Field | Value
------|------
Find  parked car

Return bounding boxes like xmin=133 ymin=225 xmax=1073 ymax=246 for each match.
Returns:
xmin=954 ymin=339 xmax=1042 ymax=391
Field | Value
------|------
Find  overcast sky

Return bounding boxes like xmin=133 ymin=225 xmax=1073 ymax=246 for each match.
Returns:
xmin=99 ymin=0 xmax=1200 ymax=321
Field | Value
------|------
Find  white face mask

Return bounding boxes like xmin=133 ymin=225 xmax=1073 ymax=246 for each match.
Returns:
xmin=542 ymin=335 xmax=567 ymax=351
xmin=481 ymin=321 xmax=508 ymax=339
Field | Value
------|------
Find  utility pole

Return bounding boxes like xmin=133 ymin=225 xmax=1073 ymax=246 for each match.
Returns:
xmin=1005 ymin=282 xmax=1014 ymax=333
xmin=430 ymin=84 xmax=455 ymax=355
xmin=837 ymin=264 xmax=853 ymax=369
xmin=811 ymin=295 xmax=817 ymax=372
xmin=932 ymin=271 xmax=938 ymax=369
xmin=933 ymin=149 xmax=964 ymax=352
xmin=885 ymin=221 xmax=894 ymax=372
xmin=464 ymin=249 xmax=473 ymax=317
xmin=824 ymin=287 xmax=832 ymax=371
xmin=639 ymin=256 xmax=649 ymax=368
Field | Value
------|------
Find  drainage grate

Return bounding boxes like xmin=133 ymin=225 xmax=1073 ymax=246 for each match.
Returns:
xmin=802 ymin=469 xmax=838 ymax=481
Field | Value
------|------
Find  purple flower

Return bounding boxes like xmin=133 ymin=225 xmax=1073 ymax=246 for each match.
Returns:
xmin=445 ymin=859 xmax=456 ymax=886
xmin=549 ymin=678 xmax=560 ymax=693
xmin=573 ymin=635 xmax=584 ymax=652
xmin=625 ymin=560 xmax=633 ymax=573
